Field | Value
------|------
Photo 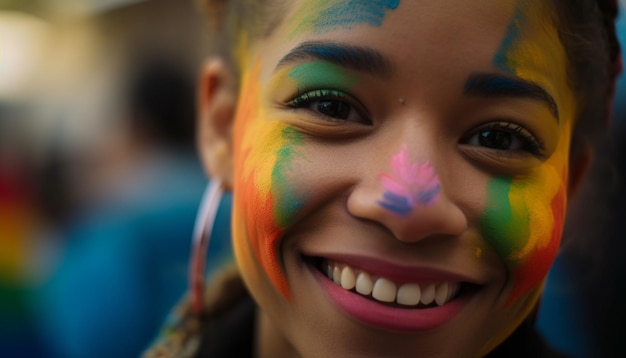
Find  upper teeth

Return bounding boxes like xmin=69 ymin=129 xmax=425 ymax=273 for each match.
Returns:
xmin=325 ymin=261 xmax=459 ymax=307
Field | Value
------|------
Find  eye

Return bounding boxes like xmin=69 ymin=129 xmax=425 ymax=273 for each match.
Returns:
xmin=462 ymin=121 xmax=544 ymax=157
xmin=287 ymin=89 xmax=370 ymax=124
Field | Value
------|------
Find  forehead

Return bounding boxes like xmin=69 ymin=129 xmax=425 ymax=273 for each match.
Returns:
xmin=250 ymin=0 xmax=573 ymax=120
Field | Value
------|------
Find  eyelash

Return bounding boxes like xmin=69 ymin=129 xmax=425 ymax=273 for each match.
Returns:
xmin=288 ymin=89 xmax=343 ymax=106
xmin=464 ymin=121 xmax=545 ymax=157
xmin=286 ymin=89 xmax=369 ymax=123
xmin=286 ymin=91 xmax=544 ymax=157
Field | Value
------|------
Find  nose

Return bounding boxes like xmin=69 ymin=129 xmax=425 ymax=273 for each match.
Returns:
xmin=346 ymin=148 xmax=467 ymax=243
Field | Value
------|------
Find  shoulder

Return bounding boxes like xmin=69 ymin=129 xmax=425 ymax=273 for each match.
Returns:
xmin=142 ymin=265 xmax=252 ymax=358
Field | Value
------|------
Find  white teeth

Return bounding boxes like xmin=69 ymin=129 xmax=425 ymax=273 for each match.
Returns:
xmin=355 ymin=272 xmax=373 ymax=295
xmin=447 ymin=283 xmax=459 ymax=301
xmin=435 ymin=282 xmax=449 ymax=306
xmin=333 ymin=266 xmax=341 ymax=284
xmin=420 ymin=283 xmax=436 ymax=305
xmin=397 ymin=283 xmax=421 ymax=306
xmin=340 ymin=266 xmax=356 ymax=290
xmin=324 ymin=261 xmax=460 ymax=307
xmin=372 ymin=278 xmax=397 ymax=303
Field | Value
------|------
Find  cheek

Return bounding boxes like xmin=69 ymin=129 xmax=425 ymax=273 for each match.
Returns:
xmin=481 ymin=161 xmax=568 ymax=303
xmin=232 ymin=63 xmax=306 ymax=300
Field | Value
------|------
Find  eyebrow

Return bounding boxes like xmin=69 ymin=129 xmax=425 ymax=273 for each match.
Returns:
xmin=275 ymin=41 xmax=393 ymax=78
xmin=463 ymin=73 xmax=559 ymax=122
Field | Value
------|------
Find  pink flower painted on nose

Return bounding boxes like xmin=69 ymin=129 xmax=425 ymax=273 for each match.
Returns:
xmin=378 ymin=145 xmax=441 ymax=216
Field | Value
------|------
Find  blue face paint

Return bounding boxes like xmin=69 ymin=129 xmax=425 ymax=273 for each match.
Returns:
xmin=493 ymin=6 xmax=524 ymax=73
xmin=291 ymin=0 xmax=400 ymax=36
xmin=377 ymin=146 xmax=441 ymax=216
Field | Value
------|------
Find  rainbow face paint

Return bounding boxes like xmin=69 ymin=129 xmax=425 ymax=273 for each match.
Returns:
xmin=378 ymin=145 xmax=440 ymax=216
xmin=231 ymin=61 xmax=307 ymax=299
xmin=232 ymin=57 xmax=361 ymax=299
xmin=481 ymin=0 xmax=575 ymax=305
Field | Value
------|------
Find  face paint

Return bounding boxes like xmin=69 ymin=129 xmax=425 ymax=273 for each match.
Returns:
xmin=481 ymin=170 xmax=566 ymax=303
xmin=482 ymin=0 xmax=575 ymax=304
xmin=232 ymin=60 xmax=306 ymax=300
xmin=377 ymin=145 xmax=441 ymax=216
xmin=231 ymin=48 xmax=364 ymax=299
xmin=288 ymin=61 xmax=360 ymax=90
xmin=289 ymin=0 xmax=400 ymax=37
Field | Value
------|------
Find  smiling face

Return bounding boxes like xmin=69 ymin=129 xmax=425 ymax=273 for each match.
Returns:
xmin=220 ymin=0 xmax=577 ymax=356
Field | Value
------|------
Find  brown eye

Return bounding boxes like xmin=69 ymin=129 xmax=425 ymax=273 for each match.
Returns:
xmin=287 ymin=89 xmax=370 ymax=124
xmin=462 ymin=121 xmax=544 ymax=156
xmin=317 ymin=100 xmax=351 ymax=119
xmin=477 ymin=130 xmax=514 ymax=150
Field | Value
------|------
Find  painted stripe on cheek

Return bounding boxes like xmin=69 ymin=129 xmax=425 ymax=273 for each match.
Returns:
xmin=482 ymin=174 xmax=566 ymax=304
xmin=233 ymin=62 xmax=293 ymax=299
xmin=482 ymin=177 xmax=530 ymax=260
xmin=272 ymin=127 xmax=305 ymax=228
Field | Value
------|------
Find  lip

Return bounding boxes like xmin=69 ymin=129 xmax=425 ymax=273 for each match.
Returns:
xmin=307 ymin=255 xmax=477 ymax=332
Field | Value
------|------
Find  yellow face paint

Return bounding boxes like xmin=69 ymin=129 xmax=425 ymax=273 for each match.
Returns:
xmin=480 ymin=0 xmax=576 ymax=351
xmin=231 ymin=59 xmax=305 ymax=299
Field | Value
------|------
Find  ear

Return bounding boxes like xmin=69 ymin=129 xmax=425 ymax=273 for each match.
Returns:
xmin=197 ymin=58 xmax=238 ymax=191
xmin=567 ymin=137 xmax=592 ymax=198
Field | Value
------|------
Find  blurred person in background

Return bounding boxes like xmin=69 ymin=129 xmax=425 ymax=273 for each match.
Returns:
xmin=1 ymin=1 xmax=232 ymax=357
xmin=35 ymin=55 xmax=234 ymax=358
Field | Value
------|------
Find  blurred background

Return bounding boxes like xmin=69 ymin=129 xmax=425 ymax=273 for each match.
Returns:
xmin=0 ymin=1 xmax=232 ymax=357
xmin=0 ymin=0 xmax=624 ymax=357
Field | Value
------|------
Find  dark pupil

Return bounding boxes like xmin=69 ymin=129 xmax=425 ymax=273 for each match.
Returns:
xmin=317 ymin=100 xmax=350 ymax=119
xmin=479 ymin=130 xmax=511 ymax=150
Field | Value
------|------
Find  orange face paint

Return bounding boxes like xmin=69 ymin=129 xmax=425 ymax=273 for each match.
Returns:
xmin=479 ymin=2 xmax=576 ymax=347
xmin=231 ymin=58 xmax=308 ymax=299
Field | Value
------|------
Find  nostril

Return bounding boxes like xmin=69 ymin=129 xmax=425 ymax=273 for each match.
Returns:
xmin=347 ymin=179 xmax=468 ymax=242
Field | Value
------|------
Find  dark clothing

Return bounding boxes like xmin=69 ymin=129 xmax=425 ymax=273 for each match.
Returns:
xmin=486 ymin=319 xmax=567 ymax=358
xmin=197 ymin=295 xmax=256 ymax=358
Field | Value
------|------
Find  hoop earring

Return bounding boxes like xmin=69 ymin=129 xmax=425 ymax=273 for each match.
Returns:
xmin=189 ymin=179 xmax=223 ymax=315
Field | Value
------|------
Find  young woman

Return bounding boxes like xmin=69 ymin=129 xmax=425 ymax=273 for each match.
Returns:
xmin=145 ymin=0 xmax=622 ymax=357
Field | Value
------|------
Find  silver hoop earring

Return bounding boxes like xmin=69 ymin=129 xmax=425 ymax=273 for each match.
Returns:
xmin=189 ymin=179 xmax=223 ymax=315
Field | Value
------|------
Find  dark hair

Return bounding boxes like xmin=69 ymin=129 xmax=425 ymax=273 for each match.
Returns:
xmin=198 ymin=0 xmax=621 ymax=131
xmin=550 ymin=0 xmax=621 ymax=135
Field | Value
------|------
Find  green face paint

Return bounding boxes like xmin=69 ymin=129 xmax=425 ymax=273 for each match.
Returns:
xmin=272 ymin=126 xmax=306 ymax=228
xmin=288 ymin=62 xmax=359 ymax=90
xmin=481 ymin=177 xmax=530 ymax=263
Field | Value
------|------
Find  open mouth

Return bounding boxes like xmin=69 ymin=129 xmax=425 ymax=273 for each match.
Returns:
xmin=307 ymin=256 xmax=478 ymax=309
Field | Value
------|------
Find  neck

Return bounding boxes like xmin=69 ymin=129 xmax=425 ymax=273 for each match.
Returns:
xmin=255 ymin=309 xmax=300 ymax=358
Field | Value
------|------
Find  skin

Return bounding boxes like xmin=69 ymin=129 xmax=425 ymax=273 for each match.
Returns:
xmin=200 ymin=0 xmax=587 ymax=357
